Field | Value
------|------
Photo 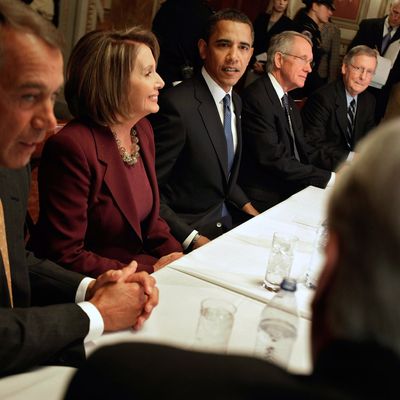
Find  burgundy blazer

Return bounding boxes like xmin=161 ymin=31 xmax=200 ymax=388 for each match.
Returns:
xmin=28 ymin=118 xmax=182 ymax=277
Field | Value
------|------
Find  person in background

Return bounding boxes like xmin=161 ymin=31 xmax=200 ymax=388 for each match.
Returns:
xmin=66 ymin=120 xmax=400 ymax=400
xmin=239 ymin=31 xmax=333 ymax=212
xmin=150 ymin=9 xmax=259 ymax=252
xmin=293 ymin=0 xmax=335 ymax=98
xmin=317 ymin=19 xmax=340 ymax=84
xmin=252 ymin=0 xmax=295 ymax=75
xmin=152 ymin=0 xmax=213 ymax=87
xmin=21 ymin=0 xmax=54 ymax=21
xmin=348 ymin=0 xmax=400 ymax=123
xmin=302 ymin=45 xmax=377 ymax=171
xmin=28 ymin=27 xmax=183 ymax=278
xmin=0 ymin=0 xmax=158 ymax=377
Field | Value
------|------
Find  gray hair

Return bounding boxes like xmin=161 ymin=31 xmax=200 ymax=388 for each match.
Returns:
xmin=325 ymin=118 xmax=400 ymax=356
xmin=266 ymin=30 xmax=312 ymax=73
xmin=0 ymin=0 xmax=62 ymax=68
xmin=343 ymin=45 xmax=378 ymax=67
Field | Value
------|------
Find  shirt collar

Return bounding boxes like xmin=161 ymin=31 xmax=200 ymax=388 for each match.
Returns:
xmin=268 ymin=72 xmax=285 ymax=104
xmin=202 ymin=67 xmax=232 ymax=105
xmin=345 ymin=90 xmax=358 ymax=106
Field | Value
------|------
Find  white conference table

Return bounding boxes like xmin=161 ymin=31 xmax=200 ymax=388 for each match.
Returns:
xmin=170 ymin=185 xmax=331 ymax=319
xmin=0 ymin=268 xmax=312 ymax=400
xmin=0 ymin=186 xmax=328 ymax=399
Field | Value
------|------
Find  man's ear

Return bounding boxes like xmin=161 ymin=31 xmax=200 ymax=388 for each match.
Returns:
xmin=198 ymin=39 xmax=207 ymax=61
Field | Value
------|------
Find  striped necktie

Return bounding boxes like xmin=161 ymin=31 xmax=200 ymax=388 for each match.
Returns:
xmin=381 ymin=26 xmax=393 ymax=54
xmin=0 ymin=199 xmax=13 ymax=307
xmin=345 ymin=98 xmax=356 ymax=150
xmin=223 ymin=94 xmax=235 ymax=172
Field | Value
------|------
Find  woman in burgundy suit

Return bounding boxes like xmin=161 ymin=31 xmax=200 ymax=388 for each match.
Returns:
xmin=28 ymin=27 xmax=183 ymax=277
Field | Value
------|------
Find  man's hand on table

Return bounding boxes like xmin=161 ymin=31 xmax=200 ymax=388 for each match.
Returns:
xmin=86 ymin=261 xmax=159 ymax=331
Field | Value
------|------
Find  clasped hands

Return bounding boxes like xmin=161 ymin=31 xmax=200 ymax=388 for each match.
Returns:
xmin=86 ymin=261 xmax=158 ymax=332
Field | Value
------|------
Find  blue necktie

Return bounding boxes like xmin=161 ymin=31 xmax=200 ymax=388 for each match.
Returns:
xmin=223 ymin=94 xmax=234 ymax=172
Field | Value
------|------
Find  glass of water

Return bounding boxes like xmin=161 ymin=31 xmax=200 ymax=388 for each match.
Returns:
xmin=194 ymin=298 xmax=236 ymax=353
xmin=263 ymin=232 xmax=298 ymax=291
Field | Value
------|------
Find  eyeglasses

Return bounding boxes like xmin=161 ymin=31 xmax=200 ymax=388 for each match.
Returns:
xmin=349 ymin=64 xmax=375 ymax=77
xmin=280 ymin=52 xmax=315 ymax=68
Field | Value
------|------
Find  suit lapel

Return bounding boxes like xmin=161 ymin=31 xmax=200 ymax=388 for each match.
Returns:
xmin=335 ymin=80 xmax=349 ymax=143
xmin=194 ymin=76 xmax=230 ymax=179
xmin=93 ymin=124 xmax=142 ymax=240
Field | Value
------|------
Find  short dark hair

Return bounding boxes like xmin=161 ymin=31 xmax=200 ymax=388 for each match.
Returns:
xmin=65 ymin=27 xmax=160 ymax=126
xmin=0 ymin=0 xmax=62 ymax=68
xmin=203 ymin=8 xmax=254 ymax=44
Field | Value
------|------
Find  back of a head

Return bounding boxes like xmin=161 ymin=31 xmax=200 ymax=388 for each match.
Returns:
xmin=325 ymin=118 xmax=400 ymax=355
xmin=0 ymin=0 xmax=62 ymax=65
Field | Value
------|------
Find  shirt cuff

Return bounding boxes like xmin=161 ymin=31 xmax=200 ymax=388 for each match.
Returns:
xmin=75 ymin=277 xmax=94 ymax=303
xmin=77 ymin=301 xmax=104 ymax=343
xmin=182 ymin=230 xmax=199 ymax=250
xmin=347 ymin=151 xmax=355 ymax=162
xmin=327 ymin=172 xmax=336 ymax=187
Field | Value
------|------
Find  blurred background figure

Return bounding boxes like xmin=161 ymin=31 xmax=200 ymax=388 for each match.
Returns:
xmin=152 ymin=0 xmax=213 ymax=87
xmin=28 ymin=27 xmax=182 ymax=278
xmin=317 ymin=19 xmax=340 ymax=84
xmin=21 ymin=0 xmax=54 ymax=21
xmin=293 ymin=0 xmax=335 ymax=99
xmin=252 ymin=0 xmax=295 ymax=75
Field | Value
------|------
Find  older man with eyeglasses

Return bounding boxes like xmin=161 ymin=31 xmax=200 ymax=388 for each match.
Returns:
xmin=239 ymin=31 xmax=334 ymax=212
xmin=301 ymin=45 xmax=377 ymax=171
xmin=348 ymin=0 xmax=400 ymax=123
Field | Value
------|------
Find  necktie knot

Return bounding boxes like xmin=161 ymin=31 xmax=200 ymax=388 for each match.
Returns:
xmin=223 ymin=94 xmax=231 ymax=110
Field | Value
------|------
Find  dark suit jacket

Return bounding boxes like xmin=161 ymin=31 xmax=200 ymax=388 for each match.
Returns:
xmin=301 ymin=79 xmax=376 ymax=170
xmin=66 ymin=340 xmax=399 ymax=399
xmin=239 ymin=74 xmax=331 ymax=211
xmin=349 ymin=17 xmax=400 ymax=120
xmin=0 ymin=166 xmax=88 ymax=377
xmin=28 ymin=118 xmax=181 ymax=278
xmin=150 ymin=74 xmax=250 ymax=243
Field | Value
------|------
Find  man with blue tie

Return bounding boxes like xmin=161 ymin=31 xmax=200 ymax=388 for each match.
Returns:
xmin=239 ymin=31 xmax=334 ymax=212
xmin=301 ymin=45 xmax=377 ymax=171
xmin=150 ymin=9 xmax=259 ymax=251
xmin=349 ymin=0 xmax=400 ymax=122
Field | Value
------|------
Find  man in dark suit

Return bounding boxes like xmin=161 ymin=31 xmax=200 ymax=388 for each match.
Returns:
xmin=349 ymin=0 xmax=400 ymax=122
xmin=0 ymin=0 xmax=158 ymax=377
xmin=239 ymin=31 xmax=333 ymax=212
xmin=301 ymin=45 xmax=377 ymax=171
xmin=67 ymin=120 xmax=400 ymax=399
xmin=151 ymin=9 xmax=259 ymax=251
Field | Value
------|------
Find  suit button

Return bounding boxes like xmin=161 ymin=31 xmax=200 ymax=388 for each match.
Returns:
xmin=216 ymin=222 xmax=222 ymax=228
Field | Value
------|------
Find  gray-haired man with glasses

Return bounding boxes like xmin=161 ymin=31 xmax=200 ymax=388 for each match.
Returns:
xmin=301 ymin=45 xmax=377 ymax=171
xmin=239 ymin=31 xmax=334 ymax=212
